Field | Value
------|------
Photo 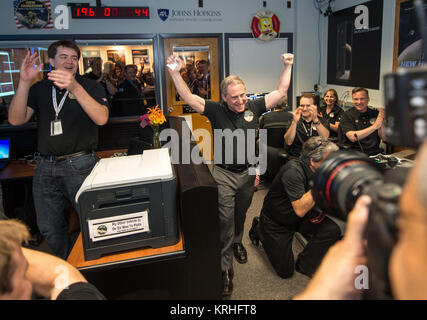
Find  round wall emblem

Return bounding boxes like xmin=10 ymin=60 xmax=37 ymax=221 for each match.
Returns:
xmin=251 ymin=10 xmax=280 ymax=41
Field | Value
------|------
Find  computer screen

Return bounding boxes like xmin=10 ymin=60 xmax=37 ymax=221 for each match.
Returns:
xmin=0 ymin=138 xmax=10 ymax=160
xmin=0 ymin=52 xmax=15 ymax=98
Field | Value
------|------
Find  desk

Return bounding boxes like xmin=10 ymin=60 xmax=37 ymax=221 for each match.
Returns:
xmin=0 ymin=149 xmax=129 ymax=236
xmin=0 ymin=149 xmax=128 ymax=181
xmin=68 ymin=231 xmax=185 ymax=270
xmin=62 ymin=161 xmax=222 ymax=300
xmin=0 ymin=160 xmax=35 ymax=181
xmin=2 ymin=142 xmax=222 ymax=299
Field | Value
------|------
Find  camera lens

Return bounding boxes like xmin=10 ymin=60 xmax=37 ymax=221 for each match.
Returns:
xmin=312 ymin=150 xmax=383 ymax=220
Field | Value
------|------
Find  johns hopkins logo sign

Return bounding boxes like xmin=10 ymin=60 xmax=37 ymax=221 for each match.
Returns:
xmin=158 ymin=9 xmax=169 ymax=21
xmin=157 ymin=8 xmax=223 ymax=22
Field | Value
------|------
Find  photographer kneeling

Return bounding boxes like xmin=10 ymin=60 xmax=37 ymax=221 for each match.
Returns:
xmin=295 ymin=140 xmax=427 ymax=300
xmin=249 ymin=136 xmax=341 ymax=278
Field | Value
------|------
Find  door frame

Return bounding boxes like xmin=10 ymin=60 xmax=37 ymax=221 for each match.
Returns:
xmin=159 ymin=33 xmax=224 ymax=113
xmin=224 ymin=33 xmax=294 ymax=108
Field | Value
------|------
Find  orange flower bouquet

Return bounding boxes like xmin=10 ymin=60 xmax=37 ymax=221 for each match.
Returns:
xmin=139 ymin=105 xmax=167 ymax=148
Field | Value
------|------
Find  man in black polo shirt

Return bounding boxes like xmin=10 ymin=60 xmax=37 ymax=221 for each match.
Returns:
xmin=166 ymin=53 xmax=293 ymax=296
xmin=249 ymin=137 xmax=341 ymax=278
xmin=9 ymin=40 xmax=109 ymax=259
xmin=339 ymin=87 xmax=386 ymax=155
xmin=284 ymin=93 xmax=330 ymax=157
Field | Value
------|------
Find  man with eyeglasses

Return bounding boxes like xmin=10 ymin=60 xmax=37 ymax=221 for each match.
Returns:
xmin=339 ymin=87 xmax=386 ymax=155
xmin=284 ymin=93 xmax=330 ymax=157
xmin=8 ymin=40 xmax=109 ymax=260
xmin=249 ymin=136 xmax=341 ymax=278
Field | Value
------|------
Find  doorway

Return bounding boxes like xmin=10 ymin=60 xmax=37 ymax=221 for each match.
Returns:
xmin=162 ymin=36 xmax=222 ymax=161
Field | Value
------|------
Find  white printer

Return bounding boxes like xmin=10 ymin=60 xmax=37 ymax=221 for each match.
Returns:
xmin=75 ymin=148 xmax=178 ymax=260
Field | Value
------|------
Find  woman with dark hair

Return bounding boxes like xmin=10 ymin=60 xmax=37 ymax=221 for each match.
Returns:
xmin=318 ymin=89 xmax=343 ymax=139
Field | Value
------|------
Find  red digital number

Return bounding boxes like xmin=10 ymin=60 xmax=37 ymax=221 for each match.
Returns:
xmin=104 ymin=8 xmax=110 ymax=16
xmin=81 ymin=7 xmax=87 ymax=16
xmin=142 ymin=8 xmax=148 ymax=17
xmin=134 ymin=8 xmax=141 ymax=16
xmin=89 ymin=8 xmax=95 ymax=16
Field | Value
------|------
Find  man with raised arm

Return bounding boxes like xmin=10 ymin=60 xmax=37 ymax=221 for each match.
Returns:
xmin=166 ymin=52 xmax=293 ymax=296
xmin=8 ymin=40 xmax=109 ymax=260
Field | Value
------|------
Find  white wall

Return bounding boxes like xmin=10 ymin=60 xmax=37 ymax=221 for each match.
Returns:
xmin=0 ymin=0 xmax=398 ymax=109
xmin=293 ymin=0 xmax=321 ymax=106
xmin=1 ymin=0 xmax=295 ymax=35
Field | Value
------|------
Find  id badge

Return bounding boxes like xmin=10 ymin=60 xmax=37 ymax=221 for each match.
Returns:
xmin=50 ymin=119 xmax=63 ymax=136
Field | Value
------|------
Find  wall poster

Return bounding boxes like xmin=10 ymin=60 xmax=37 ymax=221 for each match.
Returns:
xmin=107 ymin=50 xmax=126 ymax=69
xmin=81 ymin=50 xmax=101 ymax=74
xmin=394 ymin=0 xmax=426 ymax=70
xmin=327 ymin=0 xmax=383 ymax=89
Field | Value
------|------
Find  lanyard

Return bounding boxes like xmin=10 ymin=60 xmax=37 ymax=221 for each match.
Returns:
xmin=301 ymin=121 xmax=313 ymax=137
xmin=52 ymin=86 xmax=69 ymax=119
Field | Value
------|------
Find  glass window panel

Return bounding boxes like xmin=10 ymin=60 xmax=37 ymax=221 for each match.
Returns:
xmin=0 ymin=39 xmax=157 ymax=124
xmin=77 ymin=40 xmax=156 ymax=118
xmin=0 ymin=41 xmax=51 ymax=124
xmin=172 ymin=45 xmax=211 ymax=100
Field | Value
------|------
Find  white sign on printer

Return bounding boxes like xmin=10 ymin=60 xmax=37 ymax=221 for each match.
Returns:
xmin=88 ymin=211 xmax=150 ymax=242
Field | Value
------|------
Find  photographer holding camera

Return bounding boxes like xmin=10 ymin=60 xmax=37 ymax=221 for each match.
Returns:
xmin=295 ymin=139 xmax=427 ymax=300
xmin=249 ymin=136 xmax=341 ymax=279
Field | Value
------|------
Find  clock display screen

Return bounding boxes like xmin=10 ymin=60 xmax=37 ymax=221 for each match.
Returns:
xmin=71 ymin=6 xmax=150 ymax=19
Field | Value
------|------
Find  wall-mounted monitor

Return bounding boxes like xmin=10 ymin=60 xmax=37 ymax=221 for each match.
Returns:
xmin=0 ymin=51 xmax=15 ymax=97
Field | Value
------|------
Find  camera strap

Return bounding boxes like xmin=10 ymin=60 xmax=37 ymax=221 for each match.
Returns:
xmin=296 ymin=159 xmax=326 ymax=223
xmin=309 ymin=211 xmax=326 ymax=224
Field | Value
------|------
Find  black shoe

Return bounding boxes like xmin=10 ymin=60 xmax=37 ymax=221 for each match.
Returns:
xmin=233 ymin=243 xmax=247 ymax=264
xmin=248 ymin=217 xmax=260 ymax=246
xmin=222 ymin=269 xmax=234 ymax=296
xmin=295 ymin=260 xmax=314 ymax=278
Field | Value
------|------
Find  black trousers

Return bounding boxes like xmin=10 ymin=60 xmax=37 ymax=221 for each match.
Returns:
xmin=258 ymin=211 xmax=341 ymax=278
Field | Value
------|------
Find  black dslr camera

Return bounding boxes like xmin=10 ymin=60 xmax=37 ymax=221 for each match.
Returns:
xmin=311 ymin=0 xmax=426 ymax=299
xmin=311 ymin=150 xmax=409 ymax=299
xmin=383 ymin=66 xmax=427 ymax=148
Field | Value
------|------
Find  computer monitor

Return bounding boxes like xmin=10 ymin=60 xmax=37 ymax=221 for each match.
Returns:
xmin=0 ymin=138 xmax=10 ymax=159
xmin=0 ymin=52 xmax=15 ymax=98
xmin=0 ymin=137 xmax=10 ymax=170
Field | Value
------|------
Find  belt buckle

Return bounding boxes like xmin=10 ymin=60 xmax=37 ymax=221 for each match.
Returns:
xmin=46 ymin=155 xmax=55 ymax=162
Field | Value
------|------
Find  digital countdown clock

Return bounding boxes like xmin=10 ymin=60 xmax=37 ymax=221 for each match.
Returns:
xmin=70 ymin=6 xmax=150 ymax=19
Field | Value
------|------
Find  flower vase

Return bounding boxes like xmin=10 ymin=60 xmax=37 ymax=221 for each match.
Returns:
xmin=152 ymin=125 xmax=161 ymax=149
